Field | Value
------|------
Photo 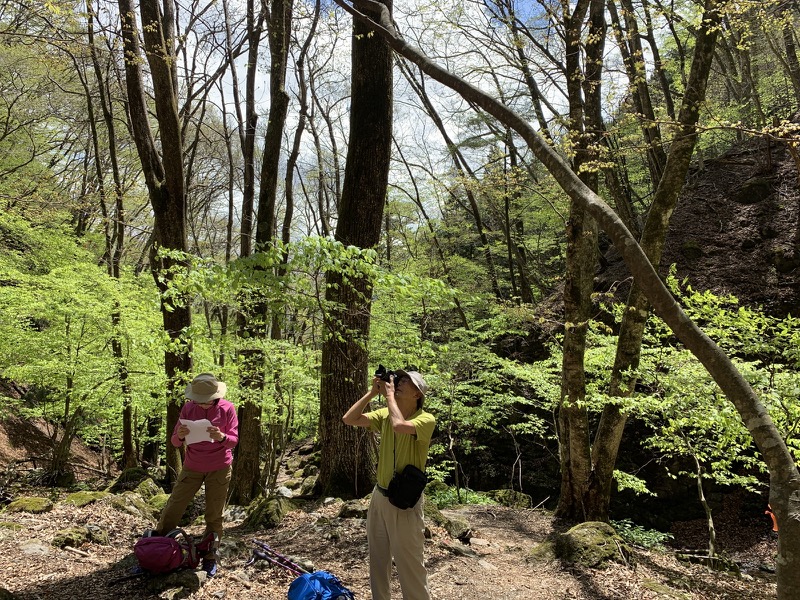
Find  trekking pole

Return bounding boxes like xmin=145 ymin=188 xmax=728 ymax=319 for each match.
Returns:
xmin=252 ymin=539 xmax=310 ymax=574
xmin=245 ymin=548 xmax=304 ymax=575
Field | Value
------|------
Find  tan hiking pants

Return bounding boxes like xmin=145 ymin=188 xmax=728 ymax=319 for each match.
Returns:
xmin=156 ymin=465 xmax=232 ymax=558
xmin=367 ymin=485 xmax=430 ymax=600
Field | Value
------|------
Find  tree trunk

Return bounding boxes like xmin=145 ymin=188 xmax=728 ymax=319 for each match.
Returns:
xmin=554 ymin=0 xmax=601 ymax=521
xmin=118 ymin=0 xmax=192 ymax=484
xmin=586 ymin=0 xmax=722 ymax=522
xmin=609 ymin=0 xmax=667 ymax=185
xmin=85 ymin=1 xmax=136 ymax=469
xmin=319 ymin=0 xmax=393 ymax=498
xmin=782 ymin=18 xmax=800 ymax=109
xmin=342 ymin=3 xmax=800 ymax=596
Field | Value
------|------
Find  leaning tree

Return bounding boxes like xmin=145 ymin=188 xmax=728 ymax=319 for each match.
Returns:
xmin=336 ymin=1 xmax=800 ymax=597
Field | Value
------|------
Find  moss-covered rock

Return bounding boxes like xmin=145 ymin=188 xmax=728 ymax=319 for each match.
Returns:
xmin=149 ymin=492 xmax=170 ymax=512
xmin=50 ymin=524 xmax=109 ymax=548
xmin=107 ymin=467 xmax=150 ymax=493
xmin=4 ymin=496 xmax=53 ymax=514
xmin=486 ymin=489 xmax=532 ymax=509
xmin=443 ymin=515 xmax=472 ymax=541
xmin=86 ymin=524 xmax=110 ymax=545
xmin=553 ymin=521 xmax=630 ymax=568
xmin=338 ymin=499 xmax=368 ymax=519
xmin=424 ymin=479 xmax=449 ymax=500
xmin=107 ymin=491 xmax=159 ymax=520
xmin=301 ymin=463 xmax=319 ymax=477
xmin=51 ymin=527 xmax=90 ymax=548
xmin=0 ymin=521 xmax=23 ymax=530
xmin=284 ymin=455 xmax=303 ymax=473
xmin=135 ymin=478 xmax=163 ymax=500
xmin=422 ymin=496 xmax=446 ymax=525
xmin=426 ymin=501 xmax=472 ymax=541
xmin=299 ymin=475 xmax=319 ymax=496
xmin=63 ymin=491 xmax=109 ymax=508
xmin=242 ymin=496 xmax=296 ymax=530
xmin=527 ymin=539 xmax=557 ymax=565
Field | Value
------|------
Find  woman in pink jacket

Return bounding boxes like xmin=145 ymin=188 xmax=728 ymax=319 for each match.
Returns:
xmin=156 ymin=373 xmax=239 ymax=577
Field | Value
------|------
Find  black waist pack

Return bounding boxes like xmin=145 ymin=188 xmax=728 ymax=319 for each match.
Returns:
xmin=387 ymin=464 xmax=427 ymax=509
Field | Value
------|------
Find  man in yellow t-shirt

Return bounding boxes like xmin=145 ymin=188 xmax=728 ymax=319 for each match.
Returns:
xmin=343 ymin=369 xmax=436 ymax=600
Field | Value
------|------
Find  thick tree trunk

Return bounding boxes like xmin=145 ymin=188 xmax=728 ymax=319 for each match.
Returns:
xmin=318 ymin=0 xmax=393 ymax=498
xmin=118 ymin=0 xmax=191 ymax=484
xmin=339 ymin=2 xmax=800 ymax=596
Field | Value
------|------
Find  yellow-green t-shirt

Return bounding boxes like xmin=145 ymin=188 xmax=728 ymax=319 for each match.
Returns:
xmin=366 ymin=407 xmax=436 ymax=489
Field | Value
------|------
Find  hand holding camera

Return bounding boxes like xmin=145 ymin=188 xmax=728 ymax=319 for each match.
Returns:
xmin=374 ymin=364 xmax=397 ymax=383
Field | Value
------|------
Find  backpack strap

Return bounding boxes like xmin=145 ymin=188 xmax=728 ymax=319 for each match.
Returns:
xmin=165 ymin=528 xmax=198 ymax=568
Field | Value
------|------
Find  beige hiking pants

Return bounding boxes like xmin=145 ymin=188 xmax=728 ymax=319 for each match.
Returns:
xmin=156 ymin=465 xmax=231 ymax=558
xmin=367 ymin=486 xmax=430 ymax=600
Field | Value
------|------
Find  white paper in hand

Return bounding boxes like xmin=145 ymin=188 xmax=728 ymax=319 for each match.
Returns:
xmin=180 ymin=419 xmax=214 ymax=444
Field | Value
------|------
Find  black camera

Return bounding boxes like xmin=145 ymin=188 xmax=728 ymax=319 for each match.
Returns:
xmin=374 ymin=364 xmax=397 ymax=383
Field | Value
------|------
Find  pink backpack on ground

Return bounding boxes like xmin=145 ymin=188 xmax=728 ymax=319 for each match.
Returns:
xmin=133 ymin=528 xmax=203 ymax=574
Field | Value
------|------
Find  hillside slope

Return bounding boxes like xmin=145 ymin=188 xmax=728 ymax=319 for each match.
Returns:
xmin=599 ymin=137 xmax=800 ymax=315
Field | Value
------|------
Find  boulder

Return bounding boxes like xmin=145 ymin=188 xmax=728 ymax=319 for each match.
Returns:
xmin=338 ymin=499 xmax=368 ymax=519
xmin=242 ymin=496 xmax=296 ymax=529
xmin=553 ymin=521 xmax=630 ymax=568
xmin=486 ymin=489 xmax=533 ymax=509
xmin=4 ymin=496 xmax=53 ymax=514
xmin=63 ymin=491 xmax=109 ymax=507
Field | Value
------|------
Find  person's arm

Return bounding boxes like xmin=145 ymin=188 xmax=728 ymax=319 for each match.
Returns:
xmin=343 ymin=377 xmax=381 ymax=428
xmin=385 ymin=375 xmax=417 ymax=435
xmin=207 ymin=403 xmax=239 ymax=447
xmin=220 ymin=405 xmax=239 ymax=447
xmin=171 ymin=406 xmax=190 ymax=447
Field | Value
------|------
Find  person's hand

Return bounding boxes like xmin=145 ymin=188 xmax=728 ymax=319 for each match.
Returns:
xmin=177 ymin=424 xmax=190 ymax=440
xmin=371 ymin=376 xmax=383 ymax=395
xmin=207 ymin=426 xmax=226 ymax=442
xmin=384 ymin=374 xmax=396 ymax=397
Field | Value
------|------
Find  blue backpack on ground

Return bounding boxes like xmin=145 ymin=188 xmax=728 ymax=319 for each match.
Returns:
xmin=287 ymin=570 xmax=355 ymax=600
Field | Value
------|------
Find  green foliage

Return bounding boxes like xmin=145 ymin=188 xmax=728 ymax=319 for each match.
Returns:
xmin=611 ymin=519 xmax=673 ymax=550
xmin=0 ymin=210 xmax=164 ymax=455
xmin=425 ymin=485 xmax=498 ymax=509
xmin=613 ymin=471 xmax=655 ymax=497
xmin=419 ymin=303 xmax=559 ymax=488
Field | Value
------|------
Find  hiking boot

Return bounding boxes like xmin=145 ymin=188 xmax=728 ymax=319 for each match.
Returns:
xmin=202 ymin=558 xmax=218 ymax=578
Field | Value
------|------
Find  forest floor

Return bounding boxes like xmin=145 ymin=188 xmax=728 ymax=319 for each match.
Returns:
xmin=0 ymin=415 xmax=780 ymax=600
xmin=0 ymin=488 xmax=778 ymax=600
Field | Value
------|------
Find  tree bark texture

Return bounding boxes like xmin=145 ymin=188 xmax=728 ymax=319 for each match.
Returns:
xmin=118 ymin=0 xmax=191 ymax=483
xmin=319 ymin=0 xmax=393 ymax=498
xmin=554 ymin=0 xmax=601 ymax=521
xmin=337 ymin=2 xmax=800 ymax=596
